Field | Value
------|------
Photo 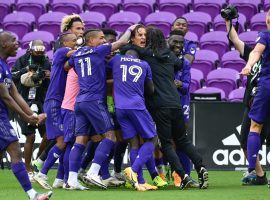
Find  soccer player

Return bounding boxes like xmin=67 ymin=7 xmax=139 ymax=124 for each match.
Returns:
xmin=67 ymin=26 xmax=136 ymax=190
xmin=0 ymin=31 xmax=52 ymax=200
xmin=34 ymin=32 xmax=77 ymax=189
xmin=240 ymin=11 xmax=270 ymax=187
xmin=108 ymin=49 xmax=158 ymax=191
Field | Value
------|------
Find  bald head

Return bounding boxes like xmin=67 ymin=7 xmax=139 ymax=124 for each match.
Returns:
xmin=266 ymin=10 xmax=270 ymax=30
xmin=0 ymin=31 xmax=13 ymax=45
xmin=0 ymin=31 xmax=18 ymax=59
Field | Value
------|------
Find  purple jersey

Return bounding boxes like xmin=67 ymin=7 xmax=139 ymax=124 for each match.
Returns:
xmin=45 ymin=47 xmax=70 ymax=102
xmin=68 ymin=44 xmax=112 ymax=102
xmin=183 ymin=39 xmax=197 ymax=57
xmin=0 ymin=59 xmax=12 ymax=117
xmin=109 ymin=54 xmax=152 ymax=110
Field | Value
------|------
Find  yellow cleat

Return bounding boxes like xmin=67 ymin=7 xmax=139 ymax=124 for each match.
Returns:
xmin=123 ymin=167 xmax=138 ymax=187
xmin=159 ymin=172 xmax=167 ymax=182
xmin=139 ymin=183 xmax=158 ymax=190
xmin=172 ymin=171 xmax=182 ymax=187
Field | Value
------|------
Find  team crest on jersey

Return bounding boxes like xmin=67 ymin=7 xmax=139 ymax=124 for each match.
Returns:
xmin=190 ymin=47 xmax=196 ymax=55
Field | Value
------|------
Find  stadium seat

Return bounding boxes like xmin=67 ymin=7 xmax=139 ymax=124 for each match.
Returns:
xmin=3 ymin=12 xmax=35 ymax=39
xmin=190 ymin=68 xmax=204 ymax=93
xmin=0 ymin=0 xmax=16 ymax=25
xmin=158 ymin=0 xmax=191 ymax=17
xmin=86 ymin=0 xmax=121 ymax=20
xmin=16 ymin=0 xmax=48 ymax=20
xmin=239 ymin=31 xmax=258 ymax=48
xmin=182 ymin=12 xmax=212 ymax=39
xmin=21 ymin=31 xmax=55 ymax=51
xmin=221 ymin=50 xmax=245 ymax=72
xmin=264 ymin=0 xmax=270 ymax=11
xmin=200 ymin=31 xmax=229 ymax=59
xmin=80 ymin=12 xmax=106 ymax=29
xmin=213 ymin=13 xmax=246 ymax=33
xmin=193 ymin=86 xmax=226 ymax=100
xmin=122 ymin=0 xmax=155 ymax=20
xmin=46 ymin=50 xmax=53 ymax=62
xmin=50 ymin=0 xmax=84 ymax=14
xmin=250 ymin=12 xmax=267 ymax=31
xmin=228 ymin=87 xmax=245 ymax=102
xmin=184 ymin=32 xmax=199 ymax=43
xmin=108 ymin=11 xmax=141 ymax=33
xmin=192 ymin=49 xmax=219 ymax=78
xmin=228 ymin=0 xmax=261 ymax=22
xmin=145 ymin=11 xmax=177 ymax=37
xmin=206 ymin=68 xmax=240 ymax=97
xmin=193 ymin=0 xmax=226 ymax=19
xmin=7 ymin=49 xmax=27 ymax=68
xmin=38 ymin=12 xmax=66 ymax=38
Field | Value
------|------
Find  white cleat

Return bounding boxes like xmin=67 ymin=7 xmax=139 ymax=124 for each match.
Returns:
xmin=65 ymin=182 xmax=89 ymax=191
xmin=33 ymin=173 xmax=52 ymax=190
xmin=102 ymin=176 xmax=125 ymax=187
xmin=84 ymin=174 xmax=107 ymax=189
xmin=52 ymin=178 xmax=64 ymax=188
xmin=113 ymin=172 xmax=127 ymax=182
xmin=28 ymin=172 xmax=36 ymax=183
xmin=30 ymin=191 xmax=53 ymax=200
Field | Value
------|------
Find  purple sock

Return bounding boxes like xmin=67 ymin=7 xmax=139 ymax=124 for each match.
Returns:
xmin=69 ymin=143 xmax=85 ymax=173
xmin=176 ymin=149 xmax=191 ymax=175
xmin=132 ymin=142 xmax=155 ymax=173
xmin=41 ymin=145 xmax=63 ymax=175
xmin=247 ymin=132 xmax=261 ymax=170
xmin=130 ymin=148 xmax=145 ymax=184
xmin=56 ymin=153 xmax=64 ymax=179
xmin=114 ymin=142 xmax=128 ymax=173
xmin=80 ymin=141 xmax=99 ymax=170
xmin=100 ymin=158 xmax=111 ymax=180
xmin=92 ymin=138 xmax=114 ymax=166
xmin=155 ymin=158 xmax=164 ymax=167
xmin=63 ymin=143 xmax=73 ymax=182
xmin=12 ymin=161 xmax=32 ymax=192
xmin=145 ymin=155 xmax=159 ymax=180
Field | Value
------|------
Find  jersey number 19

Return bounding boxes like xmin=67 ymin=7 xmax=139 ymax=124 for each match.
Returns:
xmin=120 ymin=65 xmax=142 ymax=82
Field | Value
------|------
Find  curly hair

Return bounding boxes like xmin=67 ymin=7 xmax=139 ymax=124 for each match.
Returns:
xmin=146 ymin=26 xmax=167 ymax=55
xmin=61 ymin=14 xmax=84 ymax=32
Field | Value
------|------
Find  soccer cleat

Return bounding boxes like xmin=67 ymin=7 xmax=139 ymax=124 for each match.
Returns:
xmin=164 ymin=164 xmax=171 ymax=183
xmin=139 ymin=183 xmax=158 ymax=190
xmin=135 ymin=184 xmax=147 ymax=192
xmin=113 ymin=172 xmax=127 ymax=182
xmin=32 ymin=160 xmax=43 ymax=172
xmin=33 ymin=173 xmax=52 ymax=190
xmin=189 ymin=178 xmax=200 ymax=188
xmin=153 ymin=176 xmax=168 ymax=187
xmin=244 ymin=172 xmax=268 ymax=185
xmin=52 ymin=178 xmax=64 ymax=188
xmin=84 ymin=174 xmax=107 ymax=190
xmin=125 ymin=181 xmax=133 ymax=189
xmin=242 ymin=170 xmax=256 ymax=185
xmin=102 ymin=176 xmax=125 ymax=187
xmin=30 ymin=191 xmax=53 ymax=200
xmin=78 ymin=169 xmax=86 ymax=183
xmin=158 ymin=172 xmax=167 ymax=182
xmin=65 ymin=182 xmax=89 ymax=190
xmin=172 ymin=171 xmax=181 ymax=187
xmin=198 ymin=167 xmax=208 ymax=189
xmin=179 ymin=175 xmax=192 ymax=190
xmin=28 ymin=172 xmax=36 ymax=183
xmin=123 ymin=167 xmax=138 ymax=187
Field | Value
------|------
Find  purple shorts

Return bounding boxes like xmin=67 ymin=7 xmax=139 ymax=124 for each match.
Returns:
xmin=0 ymin=115 xmax=18 ymax=151
xmin=61 ymin=108 xmax=75 ymax=143
xmin=181 ymin=95 xmax=190 ymax=124
xmin=115 ymin=108 xmax=157 ymax=140
xmin=44 ymin=100 xmax=64 ymax=140
xmin=75 ymin=100 xmax=114 ymax=136
xmin=249 ymin=85 xmax=270 ymax=124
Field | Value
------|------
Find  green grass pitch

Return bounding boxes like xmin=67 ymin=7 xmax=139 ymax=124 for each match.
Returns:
xmin=0 ymin=170 xmax=269 ymax=200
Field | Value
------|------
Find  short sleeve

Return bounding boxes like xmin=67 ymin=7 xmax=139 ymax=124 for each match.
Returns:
xmin=96 ymin=43 xmax=112 ymax=57
xmin=184 ymin=40 xmax=197 ymax=56
xmin=145 ymin=62 xmax=152 ymax=81
xmin=55 ymin=47 xmax=70 ymax=63
xmin=256 ymin=32 xmax=267 ymax=46
xmin=68 ymin=56 xmax=75 ymax=67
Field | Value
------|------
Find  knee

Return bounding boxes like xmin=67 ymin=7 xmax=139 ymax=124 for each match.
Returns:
xmin=250 ymin=120 xmax=263 ymax=133
xmin=103 ymin=130 xmax=116 ymax=142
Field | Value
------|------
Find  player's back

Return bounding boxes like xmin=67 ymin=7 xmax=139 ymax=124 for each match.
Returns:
xmin=109 ymin=54 xmax=152 ymax=110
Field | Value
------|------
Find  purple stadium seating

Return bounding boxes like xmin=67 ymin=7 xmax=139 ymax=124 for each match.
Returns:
xmin=239 ymin=31 xmax=258 ymax=47
xmin=213 ymin=13 xmax=246 ymax=33
xmin=206 ymin=68 xmax=240 ymax=97
xmin=158 ymin=0 xmax=191 ymax=17
xmin=122 ymin=0 xmax=155 ymax=20
xmin=38 ymin=12 xmax=66 ymax=38
xmin=86 ymin=0 xmax=121 ymax=20
xmin=0 ymin=0 xmax=15 ymax=24
xmin=3 ymin=12 xmax=35 ymax=39
xmin=80 ymin=12 xmax=106 ymax=29
xmin=221 ymin=50 xmax=246 ymax=72
xmin=193 ymin=0 xmax=227 ymax=19
xmin=16 ymin=0 xmax=48 ymax=20
xmin=250 ymin=12 xmax=267 ymax=31
xmin=7 ymin=49 xmax=27 ymax=68
xmin=228 ymin=87 xmax=245 ymax=102
xmin=200 ymin=31 xmax=229 ymax=59
xmin=228 ymin=0 xmax=261 ymax=22
xmin=264 ymin=0 xmax=270 ymax=11
xmin=145 ymin=11 xmax=177 ymax=37
xmin=182 ymin=12 xmax=212 ymax=39
xmin=190 ymin=68 xmax=204 ymax=93
xmin=108 ymin=11 xmax=141 ymax=33
xmin=192 ymin=49 xmax=219 ymax=78
xmin=21 ymin=31 xmax=54 ymax=50
xmin=184 ymin=32 xmax=198 ymax=42
xmin=46 ymin=50 xmax=53 ymax=62
xmin=193 ymin=86 xmax=226 ymax=100
xmin=51 ymin=0 xmax=84 ymax=14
